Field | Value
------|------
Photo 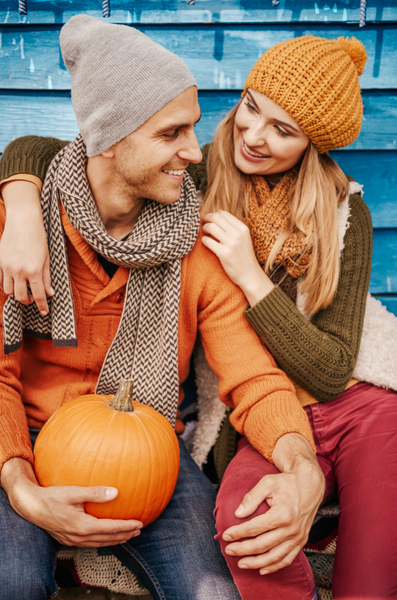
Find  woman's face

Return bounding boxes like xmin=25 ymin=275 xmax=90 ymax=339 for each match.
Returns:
xmin=233 ymin=89 xmax=310 ymax=176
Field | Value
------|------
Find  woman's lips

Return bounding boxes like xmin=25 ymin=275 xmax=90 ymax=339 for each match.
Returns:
xmin=240 ymin=139 xmax=271 ymax=163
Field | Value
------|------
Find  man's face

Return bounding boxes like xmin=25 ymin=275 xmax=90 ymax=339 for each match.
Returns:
xmin=111 ymin=86 xmax=202 ymax=205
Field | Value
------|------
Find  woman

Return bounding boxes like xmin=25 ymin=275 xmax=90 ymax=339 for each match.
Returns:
xmin=1 ymin=35 xmax=397 ymax=600
xmin=195 ymin=35 xmax=397 ymax=600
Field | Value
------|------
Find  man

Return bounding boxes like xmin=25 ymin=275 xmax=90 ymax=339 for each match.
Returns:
xmin=0 ymin=15 xmax=324 ymax=600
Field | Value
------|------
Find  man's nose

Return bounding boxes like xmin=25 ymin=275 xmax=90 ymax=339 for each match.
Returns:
xmin=178 ymin=131 xmax=202 ymax=164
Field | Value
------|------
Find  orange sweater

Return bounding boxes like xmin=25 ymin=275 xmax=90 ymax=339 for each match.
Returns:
xmin=0 ymin=204 xmax=314 ymax=474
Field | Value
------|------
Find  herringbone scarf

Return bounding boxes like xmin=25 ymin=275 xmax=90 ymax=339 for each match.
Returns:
xmin=3 ymin=135 xmax=200 ymax=424
xmin=246 ymin=172 xmax=312 ymax=279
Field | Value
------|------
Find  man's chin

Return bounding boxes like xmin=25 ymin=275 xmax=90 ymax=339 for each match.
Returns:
xmin=152 ymin=181 xmax=183 ymax=206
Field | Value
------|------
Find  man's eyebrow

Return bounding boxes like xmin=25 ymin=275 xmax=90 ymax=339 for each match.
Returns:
xmin=156 ymin=112 xmax=202 ymax=135
xmin=246 ymin=90 xmax=300 ymax=134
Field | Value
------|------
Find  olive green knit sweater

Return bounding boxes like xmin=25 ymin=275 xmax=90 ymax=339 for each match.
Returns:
xmin=0 ymin=137 xmax=373 ymax=402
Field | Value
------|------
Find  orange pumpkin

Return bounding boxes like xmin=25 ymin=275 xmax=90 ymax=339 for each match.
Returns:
xmin=34 ymin=380 xmax=180 ymax=526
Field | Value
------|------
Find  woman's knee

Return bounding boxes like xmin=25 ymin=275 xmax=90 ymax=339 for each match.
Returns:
xmin=215 ymin=438 xmax=277 ymax=535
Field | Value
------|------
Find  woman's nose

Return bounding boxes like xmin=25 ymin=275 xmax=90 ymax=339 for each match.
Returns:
xmin=244 ymin=126 xmax=267 ymax=149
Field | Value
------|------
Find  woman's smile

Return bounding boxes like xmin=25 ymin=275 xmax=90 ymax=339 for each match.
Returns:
xmin=240 ymin=139 xmax=271 ymax=163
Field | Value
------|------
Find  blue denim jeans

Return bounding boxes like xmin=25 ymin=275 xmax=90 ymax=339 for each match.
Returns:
xmin=0 ymin=433 xmax=240 ymax=600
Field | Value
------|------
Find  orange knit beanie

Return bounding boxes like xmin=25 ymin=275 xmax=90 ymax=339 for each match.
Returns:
xmin=243 ymin=36 xmax=368 ymax=153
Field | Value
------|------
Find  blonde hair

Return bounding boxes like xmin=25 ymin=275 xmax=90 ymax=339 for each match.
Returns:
xmin=202 ymin=105 xmax=350 ymax=316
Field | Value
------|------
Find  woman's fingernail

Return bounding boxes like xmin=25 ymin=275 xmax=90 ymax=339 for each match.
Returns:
xmin=223 ymin=534 xmax=232 ymax=541
xmin=50 ymin=287 xmax=55 ymax=295
xmin=260 ymin=570 xmax=269 ymax=575
xmin=40 ymin=311 xmax=48 ymax=316
xmin=235 ymin=505 xmax=245 ymax=516
xmin=225 ymin=548 xmax=235 ymax=555
xmin=239 ymin=564 xmax=248 ymax=569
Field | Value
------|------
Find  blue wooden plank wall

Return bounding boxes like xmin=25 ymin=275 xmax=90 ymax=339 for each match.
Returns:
xmin=1 ymin=0 xmax=396 ymax=312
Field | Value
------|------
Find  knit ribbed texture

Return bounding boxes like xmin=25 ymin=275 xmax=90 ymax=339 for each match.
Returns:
xmin=247 ymin=172 xmax=312 ymax=278
xmin=60 ymin=15 xmax=197 ymax=156
xmin=0 ymin=137 xmax=69 ymax=183
xmin=245 ymin=194 xmax=373 ymax=402
xmin=0 ymin=136 xmax=316 ymax=470
xmin=243 ymin=36 xmax=368 ymax=153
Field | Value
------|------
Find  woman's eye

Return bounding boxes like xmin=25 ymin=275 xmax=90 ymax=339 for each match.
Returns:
xmin=244 ymin=101 xmax=257 ymax=113
xmin=275 ymin=125 xmax=289 ymax=137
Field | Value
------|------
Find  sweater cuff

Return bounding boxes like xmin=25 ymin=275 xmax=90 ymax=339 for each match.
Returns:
xmin=231 ymin=390 xmax=316 ymax=463
xmin=0 ymin=409 xmax=35 ymax=479
xmin=245 ymin=285 xmax=298 ymax=334
xmin=1 ymin=152 xmax=51 ymax=184
xmin=0 ymin=174 xmax=43 ymax=199
xmin=0 ymin=449 xmax=35 ymax=481
xmin=0 ymin=137 xmax=69 ymax=183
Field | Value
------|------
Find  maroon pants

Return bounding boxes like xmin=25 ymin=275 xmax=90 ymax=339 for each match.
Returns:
xmin=215 ymin=383 xmax=397 ymax=599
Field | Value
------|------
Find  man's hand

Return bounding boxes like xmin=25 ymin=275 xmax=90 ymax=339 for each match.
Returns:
xmin=223 ymin=433 xmax=325 ymax=574
xmin=1 ymin=457 xmax=143 ymax=547
xmin=0 ymin=180 xmax=52 ymax=315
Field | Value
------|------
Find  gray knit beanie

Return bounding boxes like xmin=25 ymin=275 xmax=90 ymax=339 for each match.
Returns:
xmin=60 ymin=15 xmax=197 ymax=156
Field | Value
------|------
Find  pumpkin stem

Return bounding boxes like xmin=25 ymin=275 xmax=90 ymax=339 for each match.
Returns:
xmin=110 ymin=379 xmax=134 ymax=412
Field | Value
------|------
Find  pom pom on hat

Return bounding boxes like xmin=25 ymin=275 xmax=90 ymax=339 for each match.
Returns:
xmin=336 ymin=36 xmax=368 ymax=76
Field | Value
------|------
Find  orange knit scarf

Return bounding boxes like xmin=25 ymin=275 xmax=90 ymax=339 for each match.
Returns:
xmin=246 ymin=172 xmax=312 ymax=279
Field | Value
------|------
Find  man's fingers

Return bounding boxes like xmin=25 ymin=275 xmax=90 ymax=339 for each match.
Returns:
xmin=225 ymin=502 xmax=296 ymax=543
xmin=79 ymin=514 xmax=144 ymax=535
xmin=234 ymin=475 xmax=276 ymax=519
xmin=53 ymin=528 xmax=141 ymax=548
xmin=259 ymin=546 xmax=302 ymax=575
xmin=60 ymin=534 xmax=140 ymax=548
xmin=237 ymin=539 xmax=300 ymax=572
xmin=225 ymin=524 xmax=291 ymax=557
xmin=66 ymin=485 xmax=119 ymax=504
xmin=73 ymin=528 xmax=141 ymax=542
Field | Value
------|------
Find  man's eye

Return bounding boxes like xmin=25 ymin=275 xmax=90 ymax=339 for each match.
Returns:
xmin=164 ymin=131 xmax=178 ymax=139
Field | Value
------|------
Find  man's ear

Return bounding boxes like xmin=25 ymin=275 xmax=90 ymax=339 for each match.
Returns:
xmin=101 ymin=145 xmax=116 ymax=158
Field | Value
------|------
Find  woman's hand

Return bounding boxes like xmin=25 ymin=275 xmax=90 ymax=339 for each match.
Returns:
xmin=0 ymin=181 xmax=52 ymax=315
xmin=202 ymin=210 xmax=274 ymax=306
